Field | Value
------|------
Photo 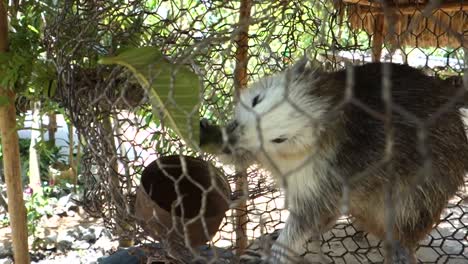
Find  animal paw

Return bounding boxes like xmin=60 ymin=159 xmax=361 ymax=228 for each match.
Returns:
xmin=239 ymin=250 xmax=265 ymax=264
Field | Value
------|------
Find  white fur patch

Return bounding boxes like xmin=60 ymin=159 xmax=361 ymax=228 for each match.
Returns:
xmin=227 ymin=65 xmax=336 ymax=212
xmin=232 ymin=68 xmax=330 ymax=169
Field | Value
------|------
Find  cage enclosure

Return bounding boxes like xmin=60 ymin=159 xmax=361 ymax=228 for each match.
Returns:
xmin=43 ymin=0 xmax=468 ymax=263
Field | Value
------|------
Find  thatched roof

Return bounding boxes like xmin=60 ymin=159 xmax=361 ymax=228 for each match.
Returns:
xmin=336 ymin=0 xmax=467 ymax=49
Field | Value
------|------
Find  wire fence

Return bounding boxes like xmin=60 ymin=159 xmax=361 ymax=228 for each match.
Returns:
xmin=44 ymin=0 xmax=467 ymax=263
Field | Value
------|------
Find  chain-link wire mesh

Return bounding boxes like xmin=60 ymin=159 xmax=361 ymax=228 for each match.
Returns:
xmin=43 ymin=0 xmax=467 ymax=263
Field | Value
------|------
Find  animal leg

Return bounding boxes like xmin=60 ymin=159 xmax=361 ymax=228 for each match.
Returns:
xmin=384 ymin=240 xmax=417 ymax=264
xmin=268 ymin=213 xmax=335 ymax=264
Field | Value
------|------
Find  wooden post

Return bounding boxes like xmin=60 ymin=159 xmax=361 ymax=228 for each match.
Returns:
xmin=233 ymin=0 xmax=252 ymax=255
xmin=372 ymin=15 xmax=385 ymax=62
xmin=0 ymin=2 xmax=30 ymax=264
xmin=29 ymin=101 xmax=42 ymax=194
xmin=48 ymin=111 xmax=57 ymax=146
xmin=73 ymin=133 xmax=81 ymax=192
xmin=67 ymin=122 xmax=80 ymax=192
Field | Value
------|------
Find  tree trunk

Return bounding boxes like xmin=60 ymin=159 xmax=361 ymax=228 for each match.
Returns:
xmin=29 ymin=101 xmax=42 ymax=194
xmin=0 ymin=1 xmax=30 ymax=263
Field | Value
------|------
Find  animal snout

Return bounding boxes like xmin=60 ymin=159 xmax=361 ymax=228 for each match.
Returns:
xmin=221 ymin=135 xmax=238 ymax=154
xmin=226 ymin=120 xmax=239 ymax=133
xmin=221 ymin=146 xmax=232 ymax=154
xmin=220 ymin=120 xmax=240 ymax=154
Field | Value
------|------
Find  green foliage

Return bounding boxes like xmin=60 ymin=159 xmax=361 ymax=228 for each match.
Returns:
xmin=2 ymin=185 xmax=62 ymax=234
xmin=0 ymin=3 xmax=42 ymax=91
xmin=25 ymin=191 xmax=57 ymax=237
xmin=99 ymin=47 xmax=201 ymax=149
xmin=0 ymin=214 xmax=8 ymax=227
xmin=18 ymin=138 xmax=31 ymax=156
xmin=0 ymin=183 xmax=76 ymax=230
xmin=24 ymin=184 xmax=74 ymax=237
xmin=35 ymin=140 xmax=66 ymax=174
xmin=0 ymin=0 xmax=58 ymax=104
xmin=16 ymin=138 xmax=66 ymax=183
xmin=30 ymin=60 xmax=57 ymax=98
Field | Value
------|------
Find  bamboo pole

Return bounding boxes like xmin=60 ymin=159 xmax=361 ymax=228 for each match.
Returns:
xmin=233 ymin=0 xmax=253 ymax=255
xmin=0 ymin=2 xmax=30 ymax=264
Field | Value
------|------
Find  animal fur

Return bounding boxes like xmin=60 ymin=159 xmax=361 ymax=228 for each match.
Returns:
xmin=202 ymin=57 xmax=468 ymax=263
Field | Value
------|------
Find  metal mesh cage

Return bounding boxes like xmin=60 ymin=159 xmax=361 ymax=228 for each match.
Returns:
xmin=43 ymin=0 xmax=467 ymax=263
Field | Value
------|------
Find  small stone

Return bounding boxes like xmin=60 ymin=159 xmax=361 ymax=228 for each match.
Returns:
xmin=68 ymin=228 xmax=82 ymax=240
xmin=93 ymin=235 xmax=117 ymax=252
xmin=57 ymin=240 xmax=73 ymax=251
xmin=32 ymin=236 xmax=57 ymax=251
xmin=54 ymin=193 xmax=79 ymax=215
xmin=82 ymin=229 xmax=97 ymax=243
xmin=72 ymin=241 xmax=90 ymax=250
xmin=0 ymin=258 xmax=13 ymax=264
xmin=57 ymin=232 xmax=75 ymax=252
xmin=57 ymin=194 xmax=71 ymax=208
xmin=78 ymin=226 xmax=92 ymax=240
xmin=45 ymin=235 xmax=57 ymax=250
xmin=53 ymin=207 xmax=66 ymax=217
xmin=58 ymin=231 xmax=76 ymax=242
xmin=93 ymin=226 xmax=104 ymax=239
xmin=66 ymin=210 xmax=75 ymax=217
xmin=0 ymin=243 xmax=12 ymax=258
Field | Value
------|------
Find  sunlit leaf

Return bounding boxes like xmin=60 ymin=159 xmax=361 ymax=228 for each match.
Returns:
xmin=27 ymin=25 xmax=39 ymax=34
xmin=99 ymin=47 xmax=200 ymax=149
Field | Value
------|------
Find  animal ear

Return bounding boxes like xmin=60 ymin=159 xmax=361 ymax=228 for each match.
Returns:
xmin=290 ymin=55 xmax=321 ymax=80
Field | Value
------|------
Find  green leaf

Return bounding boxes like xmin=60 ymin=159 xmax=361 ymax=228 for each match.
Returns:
xmin=31 ymin=60 xmax=57 ymax=98
xmin=27 ymin=25 xmax=40 ymax=34
xmin=99 ymin=47 xmax=200 ymax=149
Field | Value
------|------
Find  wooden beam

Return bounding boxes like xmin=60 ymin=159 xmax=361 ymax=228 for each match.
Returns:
xmin=341 ymin=0 xmax=468 ymax=13
xmin=341 ymin=0 xmax=377 ymax=6
xmin=0 ymin=2 xmax=31 ymax=264
xmin=372 ymin=15 xmax=385 ymax=62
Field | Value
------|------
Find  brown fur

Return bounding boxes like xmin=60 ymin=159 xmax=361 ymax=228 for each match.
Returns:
xmin=315 ymin=63 xmax=468 ymax=262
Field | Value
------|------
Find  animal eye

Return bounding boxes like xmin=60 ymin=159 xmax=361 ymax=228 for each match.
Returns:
xmin=252 ymin=95 xmax=262 ymax=107
xmin=271 ymin=137 xmax=287 ymax=143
